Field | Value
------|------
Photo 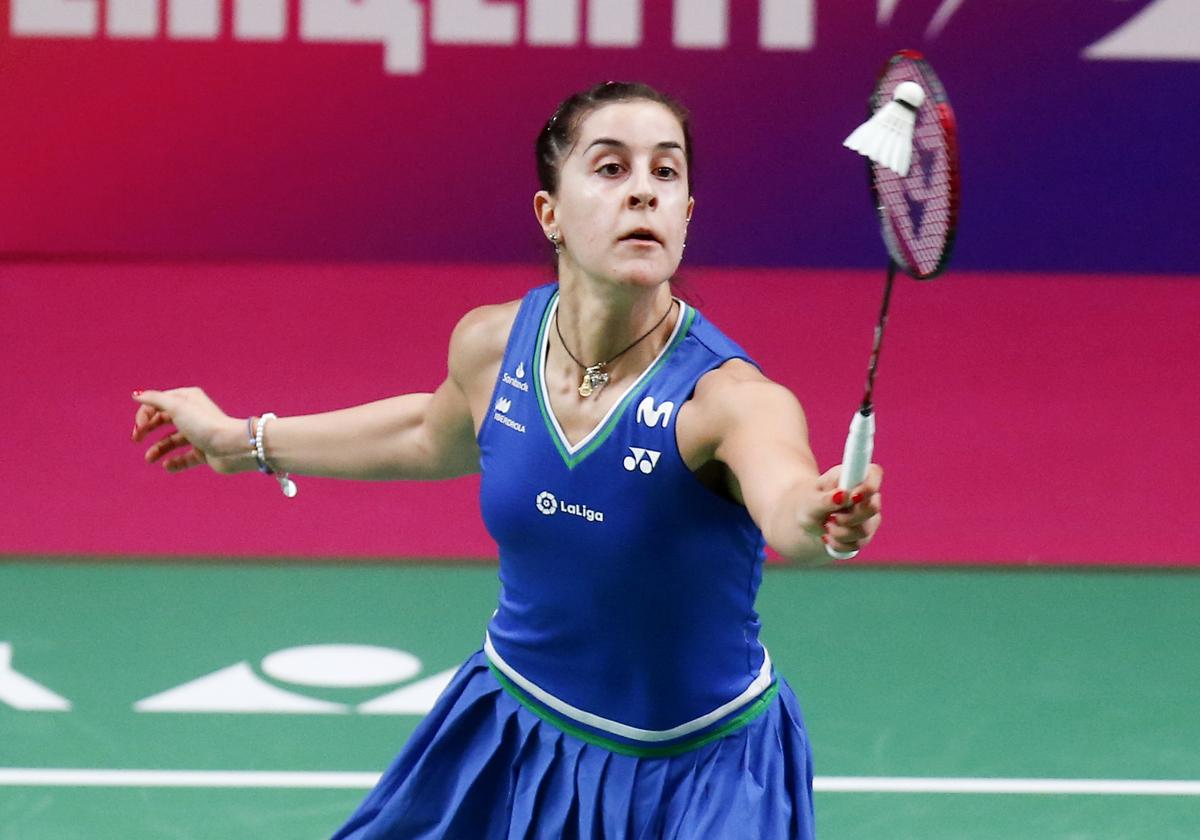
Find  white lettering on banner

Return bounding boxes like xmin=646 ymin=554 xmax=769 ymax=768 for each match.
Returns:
xmin=300 ymin=0 xmax=423 ymax=75
xmin=674 ymin=0 xmax=727 ymax=49
xmin=11 ymin=2 xmax=1195 ymax=73
xmin=107 ymin=0 xmax=157 ymax=38
xmin=877 ymin=0 xmax=901 ymax=27
xmin=0 ymin=643 xmax=72 ymax=712
xmin=760 ymin=0 xmax=814 ymax=50
xmin=12 ymin=0 xmax=98 ymax=36
xmin=104 ymin=0 xmax=222 ymax=39
xmin=675 ymin=0 xmax=814 ymax=50
xmin=235 ymin=0 xmax=286 ymax=40
xmin=588 ymin=0 xmax=640 ymax=47
xmin=169 ymin=0 xmax=220 ymax=39
xmin=1084 ymin=0 xmax=1200 ymax=61
xmin=432 ymin=0 xmax=518 ymax=45
xmin=527 ymin=0 xmax=579 ymax=46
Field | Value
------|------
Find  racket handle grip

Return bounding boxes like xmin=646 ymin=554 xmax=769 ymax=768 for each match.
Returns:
xmin=826 ymin=410 xmax=875 ymax=561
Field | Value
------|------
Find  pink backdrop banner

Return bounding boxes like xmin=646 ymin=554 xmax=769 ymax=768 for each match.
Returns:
xmin=1 ymin=263 xmax=1195 ymax=565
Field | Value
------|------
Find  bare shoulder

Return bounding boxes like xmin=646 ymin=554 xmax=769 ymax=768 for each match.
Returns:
xmin=692 ymin=359 xmax=806 ymax=426
xmin=448 ymin=299 xmax=521 ymax=379
xmin=679 ymin=358 xmax=808 ymax=465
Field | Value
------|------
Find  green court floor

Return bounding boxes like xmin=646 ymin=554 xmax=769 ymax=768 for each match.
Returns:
xmin=2 ymin=561 xmax=1197 ymax=839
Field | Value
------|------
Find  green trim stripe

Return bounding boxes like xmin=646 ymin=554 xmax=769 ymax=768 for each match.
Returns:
xmin=531 ymin=292 xmax=569 ymax=464
xmin=533 ymin=293 xmax=697 ymax=470
xmin=487 ymin=662 xmax=780 ymax=758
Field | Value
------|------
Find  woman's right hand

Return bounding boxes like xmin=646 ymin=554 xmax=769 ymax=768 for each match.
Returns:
xmin=131 ymin=388 xmax=252 ymax=475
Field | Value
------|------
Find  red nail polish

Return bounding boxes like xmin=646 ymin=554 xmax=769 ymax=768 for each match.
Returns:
xmin=821 ymin=535 xmax=830 ymax=544
xmin=852 ymin=493 xmax=863 ymax=504
xmin=832 ymin=490 xmax=846 ymax=506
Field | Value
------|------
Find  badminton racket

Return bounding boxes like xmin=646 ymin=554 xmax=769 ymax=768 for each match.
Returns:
xmin=829 ymin=49 xmax=961 ymax=559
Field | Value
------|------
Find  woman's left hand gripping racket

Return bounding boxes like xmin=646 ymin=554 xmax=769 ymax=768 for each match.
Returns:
xmin=829 ymin=49 xmax=961 ymax=560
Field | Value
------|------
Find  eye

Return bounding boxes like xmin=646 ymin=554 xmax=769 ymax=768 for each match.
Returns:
xmin=654 ymin=166 xmax=678 ymax=180
xmin=597 ymin=162 xmax=624 ymax=177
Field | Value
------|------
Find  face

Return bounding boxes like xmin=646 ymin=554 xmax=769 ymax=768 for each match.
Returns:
xmin=536 ymin=100 xmax=694 ymax=289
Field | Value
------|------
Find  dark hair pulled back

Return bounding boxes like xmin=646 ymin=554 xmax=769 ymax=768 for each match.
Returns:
xmin=536 ymin=81 xmax=694 ymax=196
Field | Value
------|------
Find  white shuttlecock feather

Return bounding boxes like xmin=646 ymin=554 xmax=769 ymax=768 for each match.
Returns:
xmin=843 ymin=80 xmax=926 ymax=177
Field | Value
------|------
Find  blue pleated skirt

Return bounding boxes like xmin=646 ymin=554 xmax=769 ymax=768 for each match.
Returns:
xmin=331 ymin=650 xmax=814 ymax=840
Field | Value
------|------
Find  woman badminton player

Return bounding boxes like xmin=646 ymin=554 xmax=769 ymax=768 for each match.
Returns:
xmin=131 ymin=81 xmax=883 ymax=839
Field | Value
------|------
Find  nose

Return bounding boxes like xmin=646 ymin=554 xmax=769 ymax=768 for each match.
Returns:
xmin=627 ymin=172 xmax=657 ymax=210
xmin=627 ymin=190 xmax=657 ymax=210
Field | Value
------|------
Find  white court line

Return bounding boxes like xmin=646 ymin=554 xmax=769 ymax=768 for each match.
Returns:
xmin=1 ymin=769 xmax=1198 ymax=795
xmin=815 ymin=776 xmax=1200 ymax=796
xmin=0 ymin=769 xmax=380 ymax=789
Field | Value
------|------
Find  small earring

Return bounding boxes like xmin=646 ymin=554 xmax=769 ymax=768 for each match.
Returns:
xmin=549 ymin=231 xmax=561 ymax=255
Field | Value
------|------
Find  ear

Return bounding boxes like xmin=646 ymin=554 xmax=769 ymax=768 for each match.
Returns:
xmin=686 ymin=196 xmax=695 ymax=224
xmin=534 ymin=191 xmax=556 ymax=238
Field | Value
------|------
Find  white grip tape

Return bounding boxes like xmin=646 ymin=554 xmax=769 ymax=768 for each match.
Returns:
xmin=826 ymin=410 xmax=875 ymax=560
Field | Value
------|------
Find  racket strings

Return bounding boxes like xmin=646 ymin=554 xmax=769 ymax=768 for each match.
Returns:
xmin=872 ymin=67 xmax=956 ymax=278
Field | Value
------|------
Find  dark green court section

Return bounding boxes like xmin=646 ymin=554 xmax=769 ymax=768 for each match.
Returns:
xmin=2 ymin=562 xmax=1198 ymax=839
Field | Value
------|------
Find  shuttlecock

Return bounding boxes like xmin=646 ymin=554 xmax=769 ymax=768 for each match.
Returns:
xmin=843 ymin=80 xmax=926 ymax=177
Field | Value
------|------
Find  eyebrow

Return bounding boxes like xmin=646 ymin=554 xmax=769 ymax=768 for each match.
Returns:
xmin=584 ymin=138 xmax=684 ymax=154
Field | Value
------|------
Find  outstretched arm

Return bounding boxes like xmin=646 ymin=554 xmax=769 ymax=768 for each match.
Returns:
xmin=132 ymin=303 xmax=512 ymax=482
xmin=682 ymin=360 xmax=883 ymax=565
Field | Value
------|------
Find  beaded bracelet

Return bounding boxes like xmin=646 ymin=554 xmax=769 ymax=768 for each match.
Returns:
xmin=253 ymin=413 xmax=297 ymax=498
xmin=247 ymin=417 xmax=272 ymax=474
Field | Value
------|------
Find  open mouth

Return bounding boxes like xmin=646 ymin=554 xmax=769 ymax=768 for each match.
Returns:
xmin=619 ymin=230 xmax=661 ymax=245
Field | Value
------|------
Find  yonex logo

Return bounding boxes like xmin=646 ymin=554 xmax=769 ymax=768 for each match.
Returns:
xmin=623 ymin=447 xmax=661 ymax=474
xmin=495 ymin=396 xmax=512 ymax=413
xmin=636 ymin=396 xmax=674 ymax=428
xmin=535 ymin=491 xmax=604 ymax=522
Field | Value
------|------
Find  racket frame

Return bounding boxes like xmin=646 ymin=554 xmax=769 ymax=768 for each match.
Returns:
xmin=826 ymin=50 xmax=960 ymax=561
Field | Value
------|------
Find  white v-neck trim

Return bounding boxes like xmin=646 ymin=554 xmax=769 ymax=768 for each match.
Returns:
xmin=539 ymin=294 xmax=688 ymax=455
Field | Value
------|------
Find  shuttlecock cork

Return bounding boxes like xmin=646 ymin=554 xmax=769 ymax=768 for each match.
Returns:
xmin=843 ymin=80 xmax=926 ymax=177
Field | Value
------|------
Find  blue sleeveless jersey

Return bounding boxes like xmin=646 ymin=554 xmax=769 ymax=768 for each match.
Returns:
xmin=478 ymin=283 xmax=773 ymax=754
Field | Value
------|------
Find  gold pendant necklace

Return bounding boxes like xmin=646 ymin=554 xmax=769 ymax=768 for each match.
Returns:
xmin=578 ymin=365 xmax=608 ymax=397
xmin=555 ymin=299 xmax=675 ymax=398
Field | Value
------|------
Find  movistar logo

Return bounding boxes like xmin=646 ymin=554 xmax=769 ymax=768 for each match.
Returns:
xmin=535 ymin=491 xmax=604 ymax=523
xmin=636 ymin=396 xmax=674 ymax=428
